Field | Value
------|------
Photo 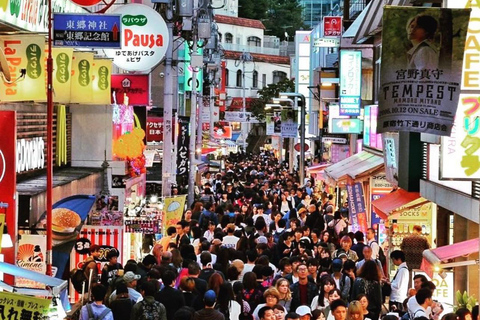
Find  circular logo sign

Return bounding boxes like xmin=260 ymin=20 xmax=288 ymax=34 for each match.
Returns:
xmin=74 ymin=238 xmax=92 ymax=255
xmin=105 ymin=4 xmax=170 ymax=71
xmin=69 ymin=0 xmax=103 ymax=7
xmin=294 ymin=143 xmax=309 ymax=152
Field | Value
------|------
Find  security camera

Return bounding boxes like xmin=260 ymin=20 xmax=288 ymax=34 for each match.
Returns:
xmin=159 ymin=72 xmax=165 ymax=78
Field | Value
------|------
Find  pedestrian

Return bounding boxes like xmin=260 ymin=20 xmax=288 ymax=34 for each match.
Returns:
xmin=109 ymin=271 xmax=142 ymax=304
xmin=110 ymin=282 xmax=135 ymax=320
xmin=79 ymin=284 xmax=113 ymax=320
xmin=155 ymin=270 xmax=186 ymax=320
xmin=101 ymin=250 xmax=123 ymax=288
xmin=194 ymin=290 xmax=225 ymax=320
xmin=400 ymin=225 xmax=430 ymax=270
xmin=131 ymin=280 xmax=167 ymax=320
xmin=388 ymin=250 xmax=409 ymax=312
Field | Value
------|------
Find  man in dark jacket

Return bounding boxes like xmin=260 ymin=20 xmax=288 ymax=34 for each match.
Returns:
xmin=194 ymin=290 xmax=225 ymax=320
xmin=351 ymin=231 xmax=366 ymax=261
xmin=155 ymin=270 xmax=185 ymax=320
xmin=290 ymin=263 xmax=317 ymax=311
xmin=131 ymin=281 xmax=167 ymax=320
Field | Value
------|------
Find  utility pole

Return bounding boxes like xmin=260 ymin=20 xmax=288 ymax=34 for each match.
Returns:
xmin=240 ymin=51 xmax=252 ymax=152
xmin=188 ymin=53 xmax=198 ymax=206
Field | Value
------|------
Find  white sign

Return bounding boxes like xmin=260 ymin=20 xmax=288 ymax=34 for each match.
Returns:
xmin=105 ymin=4 xmax=169 ymax=71
xmin=313 ymin=38 xmax=340 ymax=47
xmin=16 ymin=137 xmax=45 ymax=173
xmin=383 ymin=137 xmax=397 ymax=169
xmin=413 ymin=271 xmax=454 ymax=315
xmin=0 ymin=0 xmax=85 ymax=33
xmin=322 ymin=137 xmax=347 ymax=144
xmin=224 ymin=111 xmax=259 ymax=123
xmin=202 ymin=108 xmax=219 ymax=122
xmin=440 ymin=1 xmax=480 ymax=179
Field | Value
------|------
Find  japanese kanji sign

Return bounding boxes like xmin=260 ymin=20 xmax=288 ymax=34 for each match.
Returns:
xmin=346 ymin=183 xmax=368 ymax=233
xmin=378 ymin=7 xmax=470 ymax=136
xmin=176 ymin=116 xmax=190 ymax=178
xmin=323 ymin=16 xmax=342 ymax=37
xmin=0 ymin=291 xmax=50 ymax=320
xmin=53 ymin=14 xmax=121 ymax=48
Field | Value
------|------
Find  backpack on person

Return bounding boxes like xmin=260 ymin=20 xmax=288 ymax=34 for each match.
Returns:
xmin=70 ymin=260 xmax=96 ymax=294
xmin=86 ymin=303 xmax=111 ymax=320
xmin=200 ymin=212 xmax=213 ymax=232
xmin=140 ymin=299 xmax=163 ymax=320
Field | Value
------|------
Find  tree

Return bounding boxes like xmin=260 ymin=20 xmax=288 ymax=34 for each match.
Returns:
xmin=238 ymin=0 xmax=269 ymax=21
xmin=250 ymin=78 xmax=295 ymax=122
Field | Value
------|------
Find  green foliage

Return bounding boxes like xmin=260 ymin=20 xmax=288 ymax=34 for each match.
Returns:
xmin=454 ymin=290 xmax=477 ymax=312
xmin=249 ymin=78 xmax=295 ymax=122
xmin=238 ymin=0 xmax=269 ymax=21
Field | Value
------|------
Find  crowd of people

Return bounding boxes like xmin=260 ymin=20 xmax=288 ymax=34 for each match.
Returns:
xmin=77 ymin=152 xmax=476 ymax=320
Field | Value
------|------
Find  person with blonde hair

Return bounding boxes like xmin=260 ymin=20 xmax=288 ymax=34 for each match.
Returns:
xmin=275 ymin=278 xmax=292 ymax=312
xmin=252 ymin=287 xmax=281 ymax=320
xmin=347 ymin=301 xmax=363 ymax=320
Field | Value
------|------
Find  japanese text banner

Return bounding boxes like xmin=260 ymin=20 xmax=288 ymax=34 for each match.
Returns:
xmin=52 ymin=48 xmax=73 ymax=103
xmin=377 ymin=7 xmax=470 ymax=136
xmin=0 ymin=291 xmax=50 ymax=319
xmin=70 ymin=51 xmax=94 ymax=104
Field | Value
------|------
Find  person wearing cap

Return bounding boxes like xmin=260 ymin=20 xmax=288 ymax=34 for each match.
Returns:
xmin=290 ymin=263 xmax=318 ymax=312
xmin=155 ymin=270 xmax=186 ymax=320
xmin=101 ymin=250 xmax=123 ymax=288
xmin=109 ymin=271 xmax=142 ymax=304
xmin=296 ymin=306 xmax=312 ymax=320
xmin=330 ymin=258 xmax=350 ymax=301
xmin=252 ymin=287 xmax=281 ymax=320
xmin=194 ymin=290 xmax=225 ymax=320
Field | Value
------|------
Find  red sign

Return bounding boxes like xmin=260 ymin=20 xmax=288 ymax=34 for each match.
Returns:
xmin=146 ymin=117 xmax=163 ymax=142
xmin=202 ymin=122 xmax=232 ymax=140
xmin=69 ymin=0 xmax=102 ymax=7
xmin=112 ymin=75 xmax=150 ymax=106
xmin=229 ymin=97 xmax=257 ymax=111
xmin=294 ymin=143 xmax=310 ymax=152
xmin=0 ymin=111 xmax=17 ymax=276
xmin=323 ymin=16 xmax=342 ymax=37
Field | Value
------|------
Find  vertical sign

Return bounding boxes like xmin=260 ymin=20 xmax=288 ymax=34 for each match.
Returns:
xmin=92 ymin=58 xmax=112 ymax=104
xmin=281 ymin=108 xmax=298 ymax=138
xmin=176 ymin=116 xmax=190 ymax=178
xmin=15 ymin=234 xmax=47 ymax=288
xmin=339 ymin=50 xmax=362 ymax=116
xmin=70 ymin=51 xmax=94 ymax=104
xmin=52 ymin=48 xmax=73 ymax=103
xmin=323 ymin=16 xmax=342 ymax=37
xmin=346 ymin=182 xmax=368 ymax=233
xmin=0 ymin=111 xmax=16 ymax=256
xmin=266 ymin=113 xmax=275 ymax=135
xmin=441 ymin=1 xmax=480 ymax=179
xmin=146 ymin=117 xmax=163 ymax=142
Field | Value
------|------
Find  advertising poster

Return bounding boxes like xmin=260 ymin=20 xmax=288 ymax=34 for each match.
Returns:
xmin=281 ymin=108 xmax=298 ymax=138
xmin=176 ymin=116 xmax=190 ymax=178
xmin=92 ymin=58 xmax=112 ymax=104
xmin=347 ymin=182 xmax=368 ymax=233
xmin=70 ymin=51 xmax=94 ymax=104
xmin=0 ymin=35 xmax=46 ymax=102
xmin=0 ymin=291 xmax=50 ymax=319
xmin=266 ymin=113 xmax=274 ymax=135
xmin=15 ymin=234 xmax=47 ymax=288
xmin=52 ymin=48 xmax=73 ymax=103
xmin=164 ymin=195 xmax=186 ymax=229
xmin=378 ymin=7 xmax=470 ymax=136
xmin=339 ymin=50 xmax=362 ymax=116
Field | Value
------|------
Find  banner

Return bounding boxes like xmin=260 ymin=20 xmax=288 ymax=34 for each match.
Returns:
xmin=70 ymin=51 xmax=94 ymax=104
xmin=378 ymin=6 xmax=470 ymax=136
xmin=339 ymin=50 xmax=362 ymax=116
xmin=0 ymin=291 xmax=50 ymax=319
xmin=164 ymin=195 xmax=186 ymax=229
xmin=266 ymin=113 xmax=274 ymax=135
xmin=52 ymin=48 xmax=73 ymax=103
xmin=92 ymin=58 xmax=112 ymax=104
xmin=281 ymin=108 xmax=297 ymax=138
xmin=0 ymin=214 xmax=4 ymax=254
xmin=16 ymin=234 xmax=47 ymax=288
xmin=0 ymin=35 xmax=46 ymax=102
xmin=176 ymin=116 xmax=190 ymax=177
xmin=347 ymin=183 xmax=368 ymax=233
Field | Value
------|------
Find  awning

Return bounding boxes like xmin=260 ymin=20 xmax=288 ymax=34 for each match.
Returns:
xmin=231 ymin=132 xmax=241 ymax=141
xmin=371 ymin=188 xmax=429 ymax=220
xmin=324 ymin=151 xmax=384 ymax=185
xmin=307 ymin=163 xmax=329 ymax=173
xmin=353 ymin=0 xmax=410 ymax=44
xmin=420 ymin=238 xmax=479 ymax=277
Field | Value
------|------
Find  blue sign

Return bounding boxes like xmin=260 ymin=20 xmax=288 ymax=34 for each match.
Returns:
xmin=339 ymin=96 xmax=361 ymax=116
xmin=53 ymin=13 xmax=121 ymax=48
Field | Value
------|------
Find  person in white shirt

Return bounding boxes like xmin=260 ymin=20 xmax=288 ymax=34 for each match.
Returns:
xmin=222 ymin=223 xmax=240 ymax=249
xmin=387 ymin=250 xmax=409 ymax=311
xmin=407 ymin=281 xmax=439 ymax=320
xmin=408 ymin=288 xmax=433 ymax=319
xmin=366 ymin=228 xmax=380 ymax=260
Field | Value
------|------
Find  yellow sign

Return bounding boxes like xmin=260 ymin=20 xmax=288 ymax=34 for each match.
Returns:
xmin=0 ymin=291 xmax=50 ymax=319
xmin=0 ymin=35 xmax=46 ymax=102
xmin=0 ymin=214 xmax=4 ymax=254
xmin=52 ymin=48 xmax=73 ymax=103
xmin=92 ymin=58 xmax=112 ymax=105
xmin=70 ymin=52 xmax=93 ymax=104
xmin=164 ymin=195 xmax=186 ymax=229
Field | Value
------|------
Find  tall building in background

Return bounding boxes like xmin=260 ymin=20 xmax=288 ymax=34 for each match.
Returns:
xmin=300 ymin=0 xmax=341 ymax=29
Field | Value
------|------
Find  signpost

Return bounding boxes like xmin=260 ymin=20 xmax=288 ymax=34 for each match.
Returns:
xmin=53 ymin=14 xmax=121 ymax=48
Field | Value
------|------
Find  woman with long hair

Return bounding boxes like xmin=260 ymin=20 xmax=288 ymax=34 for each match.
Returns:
xmin=311 ymin=275 xmax=336 ymax=312
xmin=317 ymin=246 xmax=332 ymax=276
xmin=275 ymin=278 xmax=292 ymax=312
xmin=216 ymin=282 xmax=242 ymax=320
xmin=208 ymin=272 xmax=224 ymax=295
xmin=171 ymin=248 xmax=183 ymax=272
xmin=351 ymin=260 xmax=382 ymax=320
xmin=242 ymin=271 xmax=264 ymax=311
xmin=192 ymin=202 xmax=204 ymax=221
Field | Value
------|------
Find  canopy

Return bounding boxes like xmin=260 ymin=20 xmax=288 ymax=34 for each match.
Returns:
xmin=371 ymin=189 xmax=428 ymax=220
xmin=421 ymin=238 xmax=479 ymax=277
xmin=323 ymin=151 xmax=384 ymax=185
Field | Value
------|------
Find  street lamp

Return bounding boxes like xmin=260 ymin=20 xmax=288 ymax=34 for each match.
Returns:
xmin=279 ymin=92 xmax=306 ymax=185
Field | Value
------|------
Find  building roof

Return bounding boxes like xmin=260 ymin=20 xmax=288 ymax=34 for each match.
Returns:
xmin=223 ymin=50 xmax=290 ymax=65
xmin=215 ymin=15 xmax=265 ymax=30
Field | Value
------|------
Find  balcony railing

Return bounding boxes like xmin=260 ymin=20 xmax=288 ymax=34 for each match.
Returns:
xmin=221 ymin=43 xmax=281 ymax=56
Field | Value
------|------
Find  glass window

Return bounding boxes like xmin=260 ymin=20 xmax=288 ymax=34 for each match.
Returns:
xmin=272 ymin=71 xmax=287 ymax=84
xmin=252 ymin=70 xmax=258 ymax=88
xmin=236 ymin=70 xmax=242 ymax=87
xmin=225 ymin=33 xmax=233 ymax=44
xmin=225 ymin=69 xmax=229 ymax=86
xmin=247 ymin=36 xmax=261 ymax=47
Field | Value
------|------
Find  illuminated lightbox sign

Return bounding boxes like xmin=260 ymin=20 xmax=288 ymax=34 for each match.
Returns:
xmin=339 ymin=50 xmax=362 ymax=116
xmin=331 ymin=119 xmax=362 ymax=134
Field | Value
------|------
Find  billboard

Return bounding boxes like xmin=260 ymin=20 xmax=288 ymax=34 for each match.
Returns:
xmin=323 ymin=16 xmax=342 ymax=37
xmin=339 ymin=50 xmax=362 ymax=116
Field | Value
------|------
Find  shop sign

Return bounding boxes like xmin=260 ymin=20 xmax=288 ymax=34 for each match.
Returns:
xmin=213 ymin=122 xmax=232 ymax=140
xmin=339 ymin=50 xmax=361 ymax=116
xmin=146 ymin=116 xmax=163 ymax=142
xmin=346 ymin=182 xmax=368 ymax=233
xmin=331 ymin=118 xmax=362 ymax=134
xmin=378 ymin=7 xmax=470 ymax=136
xmin=0 ymin=35 xmax=46 ymax=102
xmin=413 ymin=270 xmax=454 ymax=314
xmin=0 ymin=111 xmax=16 ymax=242
xmin=176 ymin=116 xmax=190 ymax=177
xmin=266 ymin=111 xmax=281 ymax=136
xmin=52 ymin=48 xmax=73 ymax=103
xmin=70 ymin=51 xmax=93 ymax=104
xmin=125 ymin=219 xmax=161 ymax=233
xmin=313 ymin=37 xmax=340 ymax=48
xmin=224 ymin=111 xmax=259 ymax=123
xmin=322 ymin=137 xmax=347 ymax=144
xmin=0 ymin=0 xmax=84 ymax=33
xmin=91 ymin=58 xmax=112 ymax=104
xmin=383 ymin=133 xmax=399 ymax=186
xmin=112 ymin=74 xmax=149 ymax=105
xmin=53 ymin=13 xmax=121 ymax=48
xmin=15 ymin=234 xmax=47 ymax=288
xmin=104 ymin=4 xmax=169 ymax=71
xmin=0 ymin=291 xmax=50 ymax=319
xmin=16 ymin=137 xmax=45 ymax=173
xmin=398 ymin=202 xmax=432 ymax=220
xmin=440 ymin=0 xmax=480 ymax=179
xmin=364 ymin=105 xmax=382 ymax=150
xmin=323 ymin=16 xmax=342 ymax=37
